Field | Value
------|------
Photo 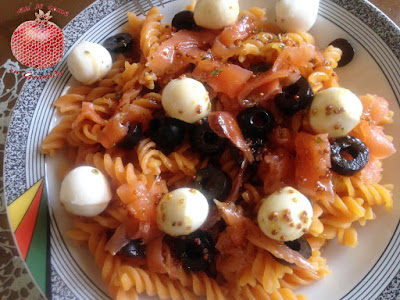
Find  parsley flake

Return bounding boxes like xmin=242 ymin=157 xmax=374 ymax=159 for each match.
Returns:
xmin=210 ymin=69 xmax=223 ymax=76
xmin=316 ymin=137 xmax=323 ymax=144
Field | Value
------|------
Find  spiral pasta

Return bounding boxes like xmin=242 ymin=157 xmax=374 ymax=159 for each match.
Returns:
xmin=140 ymin=7 xmax=164 ymax=58
xmin=307 ymin=176 xmax=393 ymax=247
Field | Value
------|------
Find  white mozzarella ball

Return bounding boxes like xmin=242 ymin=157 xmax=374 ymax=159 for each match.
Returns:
xmin=162 ymin=78 xmax=211 ymax=123
xmin=257 ymin=187 xmax=313 ymax=242
xmin=194 ymin=0 xmax=240 ymax=30
xmin=67 ymin=41 xmax=112 ymax=85
xmin=275 ymin=0 xmax=319 ymax=32
xmin=157 ymin=188 xmax=209 ymax=236
xmin=309 ymin=87 xmax=363 ymax=138
xmin=60 ymin=166 xmax=112 ymax=217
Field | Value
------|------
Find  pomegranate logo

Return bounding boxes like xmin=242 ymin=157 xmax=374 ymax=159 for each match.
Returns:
xmin=11 ymin=10 xmax=65 ymax=69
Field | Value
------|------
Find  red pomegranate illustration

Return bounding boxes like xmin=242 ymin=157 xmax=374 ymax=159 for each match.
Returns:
xmin=11 ymin=10 xmax=65 ymax=69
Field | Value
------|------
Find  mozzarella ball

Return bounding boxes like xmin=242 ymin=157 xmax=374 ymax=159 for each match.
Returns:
xmin=275 ymin=0 xmax=319 ymax=32
xmin=162 ymin=78 xmax=211 ymax=123
xmin=309 ymin=87 xmax=363 ymax=138
xmin=67 ymin=41 xmax=112 ymax=85
xmin=157 ymin=188 xmax=209 ymax=236
xmin=60 ymin=166 xmax=112 ymax=217
xmin=257 ymin=187 xmax=313 ymax=242
xmin=194 ymin=0 xmax=240 ymax=30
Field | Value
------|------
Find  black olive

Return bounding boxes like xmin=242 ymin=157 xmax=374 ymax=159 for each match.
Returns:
xmin=285 ymin=238 xmax=312 ymax=259
xmin=206 ymin=219 xmax=227 ymax=242
xmin=237 ymin=106 xmax=275 ymax=139
xmin=329 ymin=38 xmax=355 ymax=67
xmin=190 ymin=121 xmax=226 ymax=154
xmin=172 ymin=10 xmax=198 ymax=31
xmin=164 ymin=230 xmax=215 ymax=272
xmin=103 ymin=33 xmax=134 ymax=53
xmin=330 ymin=135 xmax=369 ymax=176
xmin=118 ymin=239 xmax=146 ymax=258
xmin=275 ymin=76 xmax=314 ymax=116
xmin=117 ymin=122 xmax=142 ymax=149
xmin=273 ymin=237 xmax=312 ymax=266
xmin=191 ymin=167 xmax=232 ymax=204
xmin=149 ymin=117 xmax=187 ymax=154
xmin=248 ymin=62 xmax=273 ymax=74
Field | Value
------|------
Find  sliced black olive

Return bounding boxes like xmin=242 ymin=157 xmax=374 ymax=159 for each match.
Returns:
xmin=103 ymin=33 xmax=134 ymax=53
xmin=330 ymin=135 xmax=369 ymax=176
xmin=329 ymin=38 xmax=355 ymax=67
xmin=117 ymin=122 xmax=142 ymax=149
xmin=148 ymin=117 xmax=187 ymax=154
xmin=275 ymin=76 xmax=314 ymax=116
xmin=190 ymin=121 xmax=226 ymax=154
xmin=248 ymin=62 xmax=273 ymax=74
xmin=118 ymin=239 xmax=146 ymax=258
xmin=285 ymin=238 xmax=312 ymax=259
xmin=172 ymin=10 xmax=198 ymax=31
xmin=237 ymin=106 xmax=275 ymax=139
xmin=164 ymin=230 xmax=215 ymax=272
xmin=191 ymin=167 xmax=232 ymax=204
xmin=273 ymin=237 xmax=312 ymax=266
xmin=206 ymin=219 xmax=227 ymax=242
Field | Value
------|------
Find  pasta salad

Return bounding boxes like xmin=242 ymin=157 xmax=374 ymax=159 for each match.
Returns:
xmin=41 ymin=0 xmax=396 ymax=299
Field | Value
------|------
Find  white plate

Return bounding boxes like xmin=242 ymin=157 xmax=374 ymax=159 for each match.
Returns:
xmin=4 ymin=0 xmax=400 ymax=299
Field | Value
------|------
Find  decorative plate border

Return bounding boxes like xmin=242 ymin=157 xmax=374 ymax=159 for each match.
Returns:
xmin=1 ymin=0 xmax=400 ymax=299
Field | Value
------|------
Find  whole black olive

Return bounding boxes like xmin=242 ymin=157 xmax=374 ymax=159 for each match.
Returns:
xmin=191 ymin=167 xmax=232 ymax=204
xmin=273 ymin=237 xmax=312 ymax=267
xmin=118 ymin=239 xmax=146 ymax=258
xmin=149 ymin=117 xmax=187 ymax=154
xmin=275 ymin=76 xmax=314 ymax=116
xmin=172 ymin=10 xmax=198 ymax=31
xmin=329 ymin=38 xmax=355 ymax=67
xmin=248 ymin=62 xmax=273 ymax=74
xmin=117 ymin=122 xmax=142 ymax=149
xmin=237 ymin=106 xmax=275 ymax=139
xmin=190 ymin=121 xmax=226 ymax=154
xmin=330 ymin=135 xmax=369 ymax=176
xmin=164 ymin=230 xmax=215 ymax=272
xmin=103 ymin=33 xmax=134 ymax=53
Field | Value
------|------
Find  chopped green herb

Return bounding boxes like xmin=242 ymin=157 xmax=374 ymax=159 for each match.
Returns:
xmin=151 ymin=56 xmax=154 ymax=60
xmin=279 ymin=44 xmax=286 ymax=50
xmin=278 ymin=33 xmax=282 ymax=40
xmin=210 ymin=69 xmax=223 ymax=76
xmin=316 ymin=137 xmax=322 ymax=144
xmin=115 ymin=91 xmax=121 ymax=100
xmin=258 ymin=29 xmax=263 ymax=33
xmin=84 ymin=50 xmax=90 ymax=54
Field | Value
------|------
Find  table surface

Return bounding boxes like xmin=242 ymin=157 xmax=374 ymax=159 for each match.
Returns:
xmin=0 ymin=0 xmax=399 ymax=299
